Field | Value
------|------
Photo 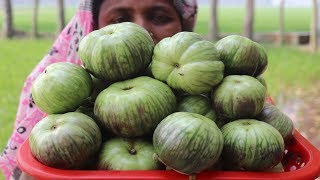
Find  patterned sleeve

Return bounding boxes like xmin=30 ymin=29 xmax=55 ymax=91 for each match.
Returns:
xmin=0 ymin=4 xmax=94 ymax=179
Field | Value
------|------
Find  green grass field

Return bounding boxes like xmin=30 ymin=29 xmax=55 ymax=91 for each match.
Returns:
xmin=195 ymin=6 xmax=311 ymax=35
xmin=0 ymin=6 xmax=319 ymax=179
xmin=8 ymin=7 xmax=76 ymax=33
xmin=0 ymin=39 xmax=52 ymax=180
xmin=263 ymin=44 xmax=320 ymax=94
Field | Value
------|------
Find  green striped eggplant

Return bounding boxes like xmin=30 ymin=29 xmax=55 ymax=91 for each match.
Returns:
xmin=98 ymin=137 xmax=164 ymax=170
xmin=153 ymin=112 xmax=224 ymax=175
xmin=78 ymin=22 xmax=154 ymax=82
xmin=256 ymin=102 xmax=294 ymax=143
xmin=212 ymin=75 xmax=267 ymax=120
xmin=221 ymin=119 xmax=285 ymax=171
xmin=88 ymin=75 xmax=110 ymax=103
xmin=151 ymin=32 xmax=225 ymax=95
xmin=177 ymin=95 xmax=225 ymax=128
xmin=75 ymin=106 xmax=95 ymax=121
xmin=29 ymin=112 xmax=102 ymax=169
xmin=256 ymin=75 xmax=267 ymax=89
xmin=215 ymin=35 xmax=268 ymax=77
xmin=94 ymin=76 xmax=177 ymax=138
xmin=32 ymin=62 xmax=93 ymax=114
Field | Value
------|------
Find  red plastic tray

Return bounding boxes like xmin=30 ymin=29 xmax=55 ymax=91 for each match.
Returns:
xmin=17 ymin=129 xmax=320 ymax=180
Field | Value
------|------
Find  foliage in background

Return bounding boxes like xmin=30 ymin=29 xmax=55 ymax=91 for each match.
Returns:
xmin=0 ymin=7 xmax=312 ymax=35
xmin=0 ymin=7 xmax=76 ymax=33
xmin=195 ymin=7 xmax=311 ymax=35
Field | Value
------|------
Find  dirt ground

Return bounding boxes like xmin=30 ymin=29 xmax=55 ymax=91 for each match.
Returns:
xmin=276 ymin=83 xmax=320 ymax=150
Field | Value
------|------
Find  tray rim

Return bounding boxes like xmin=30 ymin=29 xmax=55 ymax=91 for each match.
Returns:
xmin=17 ymin=129 xmax=320 ymax=180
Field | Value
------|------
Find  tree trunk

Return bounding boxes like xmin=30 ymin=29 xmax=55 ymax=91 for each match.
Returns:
xmin=317 ymin=1 xmax=320 ymax=46
xmin=57 ymin=0 xmax=65 ymax=33
xmin=32 ymin=0 xmax=39 ymax=38
xmin=279 ymin=0 xmax=285 ymax=45
xmin=243 ymin=0 xmax=254 ymax=40
xmin=2 ymin=0 xmax=14 ymax=38
xmin=310 ymin=0 xmax=318 ymax=52
xmin=208 ymin=0 xmax=219 ymax=42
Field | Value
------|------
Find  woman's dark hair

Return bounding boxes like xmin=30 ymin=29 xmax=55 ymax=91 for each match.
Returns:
xmin=92 ymin=0 xmax=103 ymax=29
